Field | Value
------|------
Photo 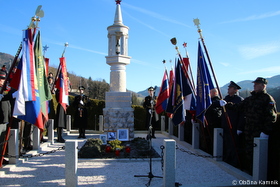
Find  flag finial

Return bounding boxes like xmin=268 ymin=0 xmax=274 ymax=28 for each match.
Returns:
xmin=28 ymin=5 xmax=44 ymax=29
xmin=170 ymin=37 xmax=177 ymax=45
xmin=193 ymin=18 xmax=204 ymax=40
xmin=62 ymin=42 xmax=69 ymax=57
xmin=43 ymin=45 xmax=49 ymax=56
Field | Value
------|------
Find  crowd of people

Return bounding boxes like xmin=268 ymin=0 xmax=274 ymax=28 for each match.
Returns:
xmin=1 ymin=62 xmax=278 ymax=180
xmin=204 ymin=77 xmax=278 ymax=179
xmin=0 ymin=64 xmax=91 ymax=166
xmin=142 ymin=76 xmax=278 ymax=179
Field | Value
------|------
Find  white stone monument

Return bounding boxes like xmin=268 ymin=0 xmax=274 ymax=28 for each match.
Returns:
xmin=104 ymin=0 xmax=134 ymax=139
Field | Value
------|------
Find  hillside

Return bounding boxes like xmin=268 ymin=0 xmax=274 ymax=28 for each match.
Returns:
xmin=137 ymin=75 xmax=280 ymax=98
xmin=220 ymin=75 xmax=280 ymax=96
xmin=0 ymin=52 xmax=14 ymax=68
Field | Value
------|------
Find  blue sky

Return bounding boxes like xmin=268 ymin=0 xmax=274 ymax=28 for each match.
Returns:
xmin=1 ymin=0 xmax=280 ymax=93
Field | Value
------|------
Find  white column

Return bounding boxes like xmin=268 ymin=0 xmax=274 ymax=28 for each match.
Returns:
xmin=161 ymin=116 xmax=165 ymax=132
xmin=163 ymin=139 xmax=176 ymax=187
xmin=8 ymin=129 xmax=18 ymax=164
xmin=213 ymin=128 xmax=223 ymax=161
xmin=65 ymin=140 xmax=78 ymax=187
xmin=33 ymin=126 xmax=40 ymax=150
xmin=48 ymin=119 xmax=54 ymax=145
xmin=66 ymin=115 xmax=71 ymax=131
xmin=99 ymin=115 xmax=104 ymax=132
xmin=253 ymin=137 xmax=268 ymax=181
xmin=192 ymin=122 xmax=200 ymax=149
xmin=168 ymin=118 xmax=174 ymax=136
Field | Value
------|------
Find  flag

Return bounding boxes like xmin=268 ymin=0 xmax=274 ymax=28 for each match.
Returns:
xmin=155 ymin=69 xmax=169 ymax=114
xmin=13 ymin=29 xmax=46 ymax=130
xmin=33 ymin=31 xmax=52 ymax=121
xmin=13 ymin=29 xmax=37 ymax=116
xmin=44 ymin=57 xmax=49 ymax=77
xmin=165 ymin=67 xmax=174 ymax=118
xmin=55 ymin=57 xmax=69 ymax=111
xmin=166 ymin=59 xmax=192 ymax=125
xmin=196 ymin=41 xmax=214 ymax=122
xmin=182 ymin=57 xmax=196 ymax=111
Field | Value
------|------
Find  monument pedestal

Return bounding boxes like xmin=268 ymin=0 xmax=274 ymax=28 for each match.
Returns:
xmin=103 ymin=92 xmax=134 ymax=139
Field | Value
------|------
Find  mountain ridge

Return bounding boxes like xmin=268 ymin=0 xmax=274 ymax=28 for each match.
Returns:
xmin=137 ymin=75 xmax=280 ymax=98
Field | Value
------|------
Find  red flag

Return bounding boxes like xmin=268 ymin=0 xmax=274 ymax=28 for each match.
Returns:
xmin=166 ymin=68 xmax=174 ymax=118
xmin=45 ymin=58 xmax=49 ymax=77
xmin=55 ymin=57 xmax=69 ymax=111
xmin=155 ymin=69 xmax=169 ymax=114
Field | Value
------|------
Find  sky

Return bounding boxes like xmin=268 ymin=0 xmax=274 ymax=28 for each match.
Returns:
xmin=1 ymin=0 xmax=280 ymax=93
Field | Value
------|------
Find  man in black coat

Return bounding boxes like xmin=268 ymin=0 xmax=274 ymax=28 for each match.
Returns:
xmin=204 ymin=88 xmax=222 ymax=154
xmin=222 ymin=81 xmax=245 ymax=168
xmin=143 ymin=86 xmax=158 ymax=139
xmin=0 ymin=72 xmax=12 ymax=164
xmin=73 ymin=86 xmax=90 ymax=139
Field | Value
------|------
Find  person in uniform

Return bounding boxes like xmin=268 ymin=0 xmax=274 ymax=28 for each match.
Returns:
xmin=143 ymin=86 xmax=158 ymax=139
xmin=204 ymin=88 xmax=222 ymax=154
xmin=54 ymin=88 xmax=66 ymax=143
xmin=0 ymin=65 xmax=7 ymax=76
xmin=73 ymin=86 xmax=90 ymax=139
xmin=222 ymin=81 xmax=245 ymax=168
xmin=0 ymin=71 xmax=15 ymax=165
xmin=224 ymin=77 xmax=277 ymax=174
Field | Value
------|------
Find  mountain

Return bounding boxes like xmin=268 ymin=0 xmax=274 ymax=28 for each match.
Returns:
xmin=220 ymin=75 xmax=280 ymax=96
xmin=136 ymin=75 xmax=280 ymax=99
xmin=137 ymin=86 xmax=160 ymax=98
xmin=0 ymin=52 xmax=14 ymax=68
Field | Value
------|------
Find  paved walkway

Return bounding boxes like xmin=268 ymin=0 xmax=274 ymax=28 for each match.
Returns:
xmin=0 ymin=132 xmax=251 ymax=187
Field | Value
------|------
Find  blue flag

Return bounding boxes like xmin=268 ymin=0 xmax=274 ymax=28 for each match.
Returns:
xmin=166 ymin=59 xmax=190 ymax=125
xmin=196 ymin=41 xmax=214 ymax=122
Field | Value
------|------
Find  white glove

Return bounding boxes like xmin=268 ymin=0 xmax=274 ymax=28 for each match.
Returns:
xmin=149 ymin=109 xmax=152 ymax=114
xmin=237 ymin=130 xmax=243 ymax=135
xmin=260 ymin=132 xmax=269 ymax=138
xmin=0 ymin=94 xmax=3 ymax=101
xmin=219 ymin=100 xmax=227 ymax=106
xmin=79 ymin=100 xmax=84 ymax=106
xmin=12 ymin=91 xmax=18 ymax=98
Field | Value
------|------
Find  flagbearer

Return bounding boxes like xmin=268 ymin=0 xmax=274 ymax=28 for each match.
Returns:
xmin=55 ymin=88 xmax=67 ymax=143
xmin=143 ymin=87 xmax=158 ymax=139
xmin=222 ymin=81 xmax=245 ymax=168
xmin=204 ymin=88 xmax=222 ymax=154
xmin=0 ymin=71 xmax=16 ymax=165
xmin=73 ymin=86 xmax=90 ymax=139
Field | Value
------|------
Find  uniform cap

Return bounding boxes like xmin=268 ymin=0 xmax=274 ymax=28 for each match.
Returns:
xmin=252 ymin=77 xmax=268 ymax=85
xmin=148 ymin=86 xmax=154 ymax=91
xmin=79 ymin=86 xmax=85 ymax=90
xmin=228 ymin=81 xmax=241 ymax=89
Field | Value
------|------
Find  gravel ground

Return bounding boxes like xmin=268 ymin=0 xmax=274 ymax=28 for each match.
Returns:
xmin=0 ymin=132 xmax=250 ymax=187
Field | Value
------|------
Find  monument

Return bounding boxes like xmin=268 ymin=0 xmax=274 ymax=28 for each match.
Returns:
xmin=103 ymin=0 xmax=134 ymax=139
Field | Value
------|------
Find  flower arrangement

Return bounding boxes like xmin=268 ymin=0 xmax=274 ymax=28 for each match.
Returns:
xmin=108 ymin=139 xmax=124 ymax=151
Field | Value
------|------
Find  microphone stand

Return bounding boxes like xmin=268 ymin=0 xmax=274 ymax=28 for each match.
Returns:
xmin=134 ymin=90 xmax=162 ymax=186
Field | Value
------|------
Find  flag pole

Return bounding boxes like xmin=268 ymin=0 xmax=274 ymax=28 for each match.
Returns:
xmin=193 ymin=18 xmax=242 ymax=168
xmin=193 ymin=19 xmax=222 ymax=98
xmin=52 ymin=42 xmax=69 ymax=92
xmin=0 ymin=43 xmax=22 ymax=167
xmin=182 ymin=42 xmax=196 ymax=92
xmin=170 ymin=38 xmax=196 ymax=92
xmin=0 ymin=43 xmax=22 ymax=94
